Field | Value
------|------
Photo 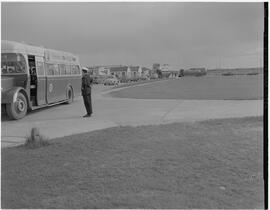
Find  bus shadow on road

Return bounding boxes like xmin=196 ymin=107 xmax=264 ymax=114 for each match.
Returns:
xmin=1 ymin=114 xmax=10 ymax=122
xmin=1 ymin=103 xmax=72 ymax=122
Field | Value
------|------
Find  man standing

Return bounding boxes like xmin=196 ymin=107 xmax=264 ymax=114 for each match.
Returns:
xmin=81 ymin=67 xmax=93 ymax=117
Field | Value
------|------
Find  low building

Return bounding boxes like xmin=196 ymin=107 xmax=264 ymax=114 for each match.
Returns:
xmin=88 ymin=65 xmax=155 ymax=81
xmin=109 ymin=66 xmax=130 ymax=78
xmin=87 ymin=66 xmax=110 ymax=76
xmin=97 ymin=66 xmax=111 ymax=76
xmin=153 ymin=63 xmax=160 ymax=72
xmin=141 ymin=67 xmax=151 ymax=77
xmin=87 ymin=66 xmax=97 ymax=75
xmin=160 ymin=64 xmax=180 ymax=78
xmin=129 ymin=66 xmax=142 ymax=79
xmin=109 ymin=66 xmax=144 ymax=80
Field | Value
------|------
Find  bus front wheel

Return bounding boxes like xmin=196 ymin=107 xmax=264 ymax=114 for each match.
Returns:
xmin=66 ymin=87 xmax=74 ymax=104
xmin=6 ymin=92 xmax=28 ymax=120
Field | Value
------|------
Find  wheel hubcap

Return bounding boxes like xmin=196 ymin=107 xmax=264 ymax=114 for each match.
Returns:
xmin=16 ymin=99 xmax=25 ymax=112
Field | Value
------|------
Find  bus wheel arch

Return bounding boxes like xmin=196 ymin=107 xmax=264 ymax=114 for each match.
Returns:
xmin=6 ymin=91 xmax=28 ymax=120
xmin=65 ymin=85 xmax=74 ymax=104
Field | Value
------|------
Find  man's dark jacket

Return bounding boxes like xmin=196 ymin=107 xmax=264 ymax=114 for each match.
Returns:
xmin=81 ymin=74 xmax=92 ymax=95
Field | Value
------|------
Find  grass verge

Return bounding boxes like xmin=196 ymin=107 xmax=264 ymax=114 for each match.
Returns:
xmin=1 ymin=116 xmax=263 ymax=209
xmin=110 ymin=75 xmax=263 ymax=100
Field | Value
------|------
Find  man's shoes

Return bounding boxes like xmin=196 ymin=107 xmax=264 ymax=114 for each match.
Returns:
xmin=83 ymin=114 xmax=91 ymax=118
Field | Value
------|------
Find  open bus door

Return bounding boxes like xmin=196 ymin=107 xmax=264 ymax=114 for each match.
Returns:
xmin=28 ymin=55 xmax=47 ymax=106
xmin=35 ymin=57 xmax=46 ymax=106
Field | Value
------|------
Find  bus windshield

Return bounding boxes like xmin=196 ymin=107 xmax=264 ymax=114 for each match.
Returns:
xmin=1 ymin=53 xmax=27 ymax=74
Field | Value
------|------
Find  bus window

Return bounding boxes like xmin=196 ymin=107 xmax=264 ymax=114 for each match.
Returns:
xmin=65 ymin=65 xmax=71 ymax=75
xmin=59 ymin=64 xmax=66 ymax=75
xmin=46 ymin=64 xmax=54 ymax=75
xmin=1 ymin=53 xmax=26 ymax=74
xmin=75 ymin=65 xmax=80 ymax=74
xmin=71 ymin=65 xmax=80 ymax=75
xmin=36 ymin=62 xmax=45 ymax=76
xmin=54 ymin=64 xmax=60 ymax=75
xmin=71 ymin=65 xmax=77 ymax=75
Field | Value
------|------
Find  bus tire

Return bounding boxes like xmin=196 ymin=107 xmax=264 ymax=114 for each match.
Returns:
xmin=6 ymin=92 xmax=28 ymax=120
xmin=66 ymin=87 xmax=74 ymax=104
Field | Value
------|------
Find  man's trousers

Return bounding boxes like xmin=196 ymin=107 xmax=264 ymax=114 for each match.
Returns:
xmin=83 ymin=94 xmax=92 ymax=115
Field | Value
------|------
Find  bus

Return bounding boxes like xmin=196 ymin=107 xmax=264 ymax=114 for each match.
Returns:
xmin=179 ymin=68 xmax=207 ymax=77
xmin=1 ymin=40 xmax=82 ymax=120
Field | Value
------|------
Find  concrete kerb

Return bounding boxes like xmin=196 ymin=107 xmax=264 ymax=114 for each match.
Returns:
xmin=1 ymin=136 xmax=27 ymax=148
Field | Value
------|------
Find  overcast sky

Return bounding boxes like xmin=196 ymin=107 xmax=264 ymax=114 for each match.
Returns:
xmin=1 ymin=2 xmax=264 ymax=69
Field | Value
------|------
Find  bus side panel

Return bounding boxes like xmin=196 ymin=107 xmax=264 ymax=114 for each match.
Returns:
xmin=70 ymin=76 xmax=81 ymax=98
xmin=46 ymin=77 xmax=67 ymax=103
xmin=46 ymin=75 xmax=81 ymax=104
xmin=37 ymin=76 xmax=47 ymax=105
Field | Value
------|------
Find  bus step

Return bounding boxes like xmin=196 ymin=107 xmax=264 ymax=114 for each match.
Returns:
xmin=30 ymin=97 xmax=37 ymax=106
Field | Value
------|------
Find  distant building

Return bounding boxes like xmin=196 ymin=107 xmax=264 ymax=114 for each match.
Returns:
xmin=97 ymin=66 xmax=111 ymax=76
xmin=160 ymin=64 xmax=180 ymax=78
xmin=88 ymin=65 xmax=153 ymax=80
xmin=129 ymin=66 xmax=142 ymax=78
xmin=88 ymin=65 xmax=118 ymax=76
xmin=87 ymin=66 xmax=110 ymax=76
xmin=141 ymin=67 xmax=151 ymax=77
xmin=152 ymin=63 xmax=161 ymax=73
xmin=109 ymin=66 xmax=130 ymax=78
xmin=87 ymin=66 xmax=97 ymax=75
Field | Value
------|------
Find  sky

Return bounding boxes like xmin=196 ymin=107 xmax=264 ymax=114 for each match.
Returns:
xmin=1 ymin=2 xmax=264 ymax=69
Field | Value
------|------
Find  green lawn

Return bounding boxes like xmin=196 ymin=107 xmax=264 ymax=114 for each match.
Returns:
xmin=2 ymin=117 xmax=263 ymax=209
xmin=110 ymin=75 xmax=263 ymax=100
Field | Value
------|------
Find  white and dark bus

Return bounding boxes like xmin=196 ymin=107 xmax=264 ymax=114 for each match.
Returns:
xmin=1 ymin=40 xmax=82 ymax=119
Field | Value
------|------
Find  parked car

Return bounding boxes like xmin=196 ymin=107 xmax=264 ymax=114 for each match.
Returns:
xmin=95 ymin=75 xmax=107 ymax=84
xmin=120 ymin=77 xmax=130 ymax=83
xmin=92 ymin=76 xmax=99 ymax=84
xmin=104 ymin=76 xmax=120 ymax=86
xmin=140 ymin=75 xmax=150 ymax=80
xmin=150 ymin=73 xmax=158 ymax=80
xmin=130 ymin=77 xmax=140 ymax=82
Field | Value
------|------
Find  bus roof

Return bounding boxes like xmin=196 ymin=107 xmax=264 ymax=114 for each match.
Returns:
xmin=1 ymin=40 xmax=80 ymax=65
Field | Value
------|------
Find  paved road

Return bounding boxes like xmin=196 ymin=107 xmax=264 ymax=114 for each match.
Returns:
xmin=1 ymin=82 xmax=263 ymax=147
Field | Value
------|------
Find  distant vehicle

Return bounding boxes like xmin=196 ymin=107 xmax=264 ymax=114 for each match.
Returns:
xmin=1 ymin=40 xmax=82 ymax=120
xmin=150 ymin=73 xmax=158 ymax=79
xmin=179 ymin=68 xmax=207 ymax=77
xmin=140 ymin=75 xmax=150 ymax=80
xmin=130 ymin=76 xmax=140 ymax=82
xmin=96 ymin=75 xmax=108 ymax=84
xmin=179 ymin=69 xmax=185 ymax=77
xmin=92 ymin=76 xmax=99 ymax=84
xmin=104 ymin=76 xmax=120 ymax=86
xmin=119 ymin=77 xmax=131 ymax=83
